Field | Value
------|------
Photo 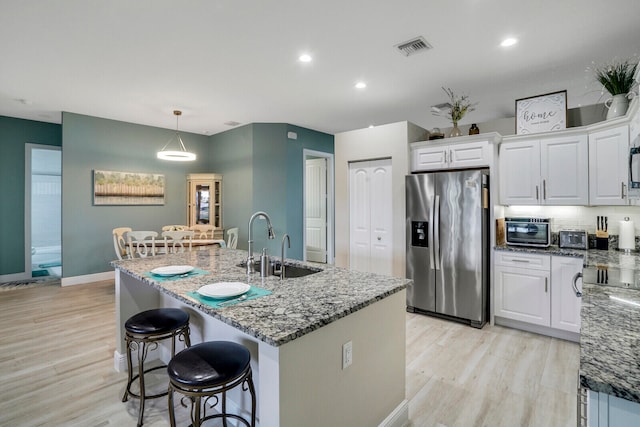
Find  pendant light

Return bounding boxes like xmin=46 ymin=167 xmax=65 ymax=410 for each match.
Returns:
xmin=157 ymin=110 xmax=197 ymax=161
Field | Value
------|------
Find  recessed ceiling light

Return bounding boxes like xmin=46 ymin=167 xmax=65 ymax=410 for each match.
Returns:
xmin=355 ymin=82 xmax=367 ymax=89
xmin=501 ymin=37 xmax=518 ymax=47
xmin=299 ymin=54 xmax=312 ymax=63
xmin=368 ymin=125 xmax=374 ymax=128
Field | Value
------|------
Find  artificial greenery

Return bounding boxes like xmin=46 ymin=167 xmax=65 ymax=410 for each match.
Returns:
xmin=595 ymin=60 xmax=638 ymax=96
xmin=433 ymin=87 xmax=477 ymax=124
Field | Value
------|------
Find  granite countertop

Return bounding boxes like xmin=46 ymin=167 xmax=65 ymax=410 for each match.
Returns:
xmin=494 ymin=244 xmax=640 ymax=269
xmin=579 ymin=283 xmax=640 ymax=404
xmin=111 ymin=248 xmax=409 ymax=347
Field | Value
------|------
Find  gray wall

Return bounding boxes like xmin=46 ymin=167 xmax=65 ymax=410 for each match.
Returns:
xmin=61 ymin=112 xmax=210 ymax=277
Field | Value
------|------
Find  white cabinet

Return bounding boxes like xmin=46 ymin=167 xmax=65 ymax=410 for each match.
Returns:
xmin=494 ymin=252 xmax=550 ymax=326
xmin=412 ymin=140 xmax=490 ymax=172
xmin=589 ymin=125 xmax=630 ymax=205
xmin=499 ymin=133 xmax=588 ymax=205
xmin=494 ymin=251 xmax=583 ymax=335
xmin=550 ymin=256 xmax=582 ymax=333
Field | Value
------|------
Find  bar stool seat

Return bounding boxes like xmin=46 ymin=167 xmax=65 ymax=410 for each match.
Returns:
xmin=122 ymin=308 xmax=191 ymax=427
xmin=167 ymin=341 xmax=256 ymax=427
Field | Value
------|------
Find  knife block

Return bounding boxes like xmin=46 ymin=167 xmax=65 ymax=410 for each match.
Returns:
xmin=596 ymin=230 xmax=609 ymax=250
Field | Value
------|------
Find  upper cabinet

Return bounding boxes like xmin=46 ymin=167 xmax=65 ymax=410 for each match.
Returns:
xmin=589 ymin=125 xmax=630 ymax=205
xmin=410 ymin=133 xmax=499 ymax=172
xmin=500 ymin=133 xmax=588 ymax=205
xmin=187 ymin=173 xmax=223 ymax=238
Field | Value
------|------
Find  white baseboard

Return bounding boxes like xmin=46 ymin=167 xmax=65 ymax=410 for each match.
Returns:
xmin=379 ymin=399 xmax=409 ymax=427
xmin=113 ymin=350 xmax=127 ymax=373
xmin=62 ymin=271 xmax=115 ymax=287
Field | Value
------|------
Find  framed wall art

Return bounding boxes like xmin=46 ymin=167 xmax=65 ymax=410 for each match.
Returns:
xmin=93 ymin=170 xmax=165 ymax=205
xmin=515 ymin=90 xmax=567 ymax=135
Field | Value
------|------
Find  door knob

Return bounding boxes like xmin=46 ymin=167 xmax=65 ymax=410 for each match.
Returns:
xmin=377 ymin=236 xmax=381 ymax=241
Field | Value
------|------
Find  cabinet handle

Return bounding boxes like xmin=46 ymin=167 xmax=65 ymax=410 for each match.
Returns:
xmin=444 ymin=151 xmax=447 ymax=163
xmin=543 ymin=179 xmax=547 ymax=200
xmin=511 ymin=258 xmax=530 ymax=263
xmin=621 ymin=182 xmax=626 ymax=199
xmin=545 ymin=277 xmax=548 ymax=293
xmin=535 ymin=186 xmax=539 ymax=200
xmin=572 ymin=272 xmax=583 ymax=297
xmin=450 ymin=149 xmax=453 ymax=163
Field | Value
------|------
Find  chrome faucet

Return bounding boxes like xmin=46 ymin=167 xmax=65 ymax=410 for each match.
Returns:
xmin=247 ymin=211 xmax=275 ymax=274
xmin=280 ymin=234 xmax=290 ymax=280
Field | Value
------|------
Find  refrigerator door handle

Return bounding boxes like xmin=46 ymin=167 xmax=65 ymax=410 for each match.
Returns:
xmin=428 ymin=199 xmax=435 ymax=268
xmin=434 ymin=195 xmax=441 ymax=270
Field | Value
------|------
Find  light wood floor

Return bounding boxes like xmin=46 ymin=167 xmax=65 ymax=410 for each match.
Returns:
xmin=0 ymin=281 xmax=579 ymax=426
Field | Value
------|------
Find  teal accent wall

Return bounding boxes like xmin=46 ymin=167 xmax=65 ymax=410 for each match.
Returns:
xmin=0 ymin=116 xmax=61 ymax=275
xmin=210 ymin=123 xmax=333 ymax=260
xmin=207 ymin=124 xmax=254 ymax=249
xmin=61 ymin=113 xmax=210 ymax=277
xmin=285 ymin=124 xmax=334 ymax=260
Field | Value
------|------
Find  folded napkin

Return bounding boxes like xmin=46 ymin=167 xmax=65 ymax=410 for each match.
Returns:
xmin=144 ymin=268 xmax=210 ymax=282
xmin=186 ymin=285 xmax=272 ymax=309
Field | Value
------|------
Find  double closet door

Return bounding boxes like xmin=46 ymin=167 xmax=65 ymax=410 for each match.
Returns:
xmin=349 ymin=159 xmax=392 ymax=276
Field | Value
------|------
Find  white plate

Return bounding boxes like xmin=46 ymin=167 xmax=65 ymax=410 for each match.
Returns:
xmin=197 ymin=282 xmax=250 ymax=299
xmin=151 ymin=265 xmax=194 ymax=276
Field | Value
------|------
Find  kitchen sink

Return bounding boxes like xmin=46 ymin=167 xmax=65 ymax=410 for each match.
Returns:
xmin=276 ymin=263 xmax=321 ymax=278
xmin=236 ymin=260 xmax=321 ymax=278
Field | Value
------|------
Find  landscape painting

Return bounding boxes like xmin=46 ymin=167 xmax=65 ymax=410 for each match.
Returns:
xmin=93 ymin=170 xmax=165 ymax=205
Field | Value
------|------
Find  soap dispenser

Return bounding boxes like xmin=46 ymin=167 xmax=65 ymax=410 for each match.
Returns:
xmin=260 ymin=248 xmax=270 ymax=277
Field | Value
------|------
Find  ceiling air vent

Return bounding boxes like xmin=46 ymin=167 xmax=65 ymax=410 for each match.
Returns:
xmin=395 ymin=36 xmax=432 ymax=57
xmin=224 ymin=121 xmax=241 ymax=127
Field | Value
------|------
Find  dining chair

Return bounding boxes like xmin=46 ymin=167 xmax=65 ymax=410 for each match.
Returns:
xmin=127 ymin=231 xmax=159 ymax=258
xmin=226 ymin=227 xmax=239 ymax=249
xmin=162 ymin=230 xmax=195 ymax=254
xmin=113 ymin=227 xmax=133 ymax=260
xmin=189 ymin=224 xmax=214 ymax=239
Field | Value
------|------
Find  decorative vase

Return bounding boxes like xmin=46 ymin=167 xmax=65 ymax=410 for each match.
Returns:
xmin=449 ymin=122 xmax=462 ymax=137
xmin=605 ymin=93 xmax=630 ymax=119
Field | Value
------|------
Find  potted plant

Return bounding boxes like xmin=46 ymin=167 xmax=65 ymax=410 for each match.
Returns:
xmin=432 ymin=87 xmax=477 ymax=137
xmin=594 ymin=59 xmax=638 ymax=119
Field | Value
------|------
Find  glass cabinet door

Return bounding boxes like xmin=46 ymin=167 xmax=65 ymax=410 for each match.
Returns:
xmin=194 ymin=183 xmax=210 ymax=224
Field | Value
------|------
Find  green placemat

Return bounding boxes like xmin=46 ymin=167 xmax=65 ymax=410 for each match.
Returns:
xmin=186 ymin=285 xmax=272 ymax=309
xmin=144 ymin=268 xmax=210 ymax=282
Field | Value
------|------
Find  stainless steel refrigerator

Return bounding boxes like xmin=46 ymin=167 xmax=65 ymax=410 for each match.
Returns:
xmin=406 ymin=169 xmax=489 ymax=328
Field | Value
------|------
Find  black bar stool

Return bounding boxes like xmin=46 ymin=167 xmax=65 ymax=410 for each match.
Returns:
xmin=122 ymin=308 xmax=191 ymax=427
xmin=167 ymin=341 xmax=256 ymax=427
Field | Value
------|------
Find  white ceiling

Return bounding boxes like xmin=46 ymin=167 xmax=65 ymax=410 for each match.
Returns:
xmin=1 ymin=1 xmax=639 ymax=136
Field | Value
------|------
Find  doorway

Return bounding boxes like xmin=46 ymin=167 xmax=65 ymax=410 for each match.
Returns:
xmin=303 ymin=150 xmax=334 ymax=263
xmin=26 ymin=144 xmax=61 ymax=278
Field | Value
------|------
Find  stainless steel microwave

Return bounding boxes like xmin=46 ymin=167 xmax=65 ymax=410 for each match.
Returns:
xmin=505 ymin=217 xmax=551 ymax=248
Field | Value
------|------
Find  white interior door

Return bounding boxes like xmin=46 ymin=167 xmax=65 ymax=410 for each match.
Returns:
xmin=369 ymin=160 xmax=392 ymax=275
xmin=305 ymin=158 xmax=327 ymax=263
xmin=349 ymin=159 xmax=392 ymax=275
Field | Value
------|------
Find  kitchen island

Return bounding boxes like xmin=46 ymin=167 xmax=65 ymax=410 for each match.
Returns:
xmin=111 ymin=247 xmax=409 ymax=427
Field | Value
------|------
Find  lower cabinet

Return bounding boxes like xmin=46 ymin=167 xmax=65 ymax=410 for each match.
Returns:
xmin=494 ymin=251 xmax=582 ymax=336
xmin=588 ymin=390 xmax=640 ymax=427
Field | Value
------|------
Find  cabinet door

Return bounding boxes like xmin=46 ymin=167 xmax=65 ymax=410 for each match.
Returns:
xmin=188 ymin=179 xmax=213 ymax=226
xmin=540 ymin=134 xmax=588 ymax=205
xmin=494 ymin=265 xmax=550 ymax=326
xmin=550 ymin=256 xmax=582 ymax=333
xmin=449 ymin=141 xmax=489 ymax=169
xmin=412 ymin=146 xmax=447 ymax=171
xmin=499 ymin=141 xmax=540 ymax=205
xmin=589 ymin=125 xmax=629 ymax=206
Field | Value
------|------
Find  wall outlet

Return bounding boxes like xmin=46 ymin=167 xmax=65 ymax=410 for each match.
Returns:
xmin=342 ymin=340 xmax=353 ymax=369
